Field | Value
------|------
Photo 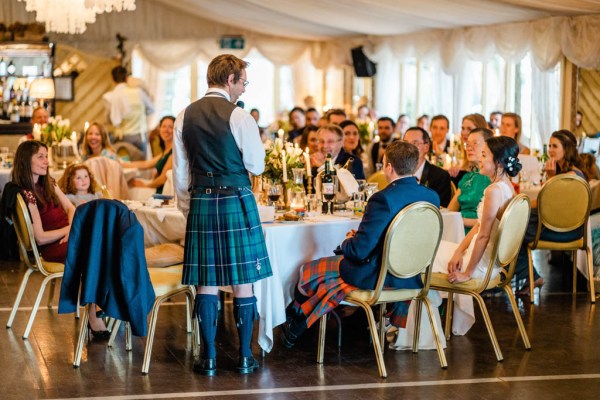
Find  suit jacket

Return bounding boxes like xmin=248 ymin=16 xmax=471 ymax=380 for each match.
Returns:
xmin=421 ymin=161 xmax=451 ymax=207
xmin=339 ymin=176 xmax=440 ymax=290
xmin=335 ymin=148 xmax=365 ymax=179
xmin=58 ymin=199 xmax=155 ymax=336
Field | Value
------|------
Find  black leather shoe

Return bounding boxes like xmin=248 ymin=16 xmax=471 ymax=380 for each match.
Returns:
xmin=280 ymin=321 xmax=298 ymax=349
xmin=236 ymin=356 xmax=258 ymax=374
xmin=193 ymin=358 xmax=217 ymax=376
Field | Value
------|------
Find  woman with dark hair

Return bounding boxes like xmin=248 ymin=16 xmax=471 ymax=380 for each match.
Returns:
xmin=435 ymin=136 xmax=521 ymax=282
xmin=339 ymin=120 xmax=367 ymax=175
xmin=428 ymin=136 xmax=521 ymax=334
xmin=544 ymin=129 xmax=585 ymax=180
xmin=11 ymin=141 xmax=110 ymax=337
xmin=12 ymin=141 xmax=75 ymax=262
xmin=514 ymin=129 xmax=586 ymax=294
xmin=122 ymin=115 xmax=175 ymax=194
xmin=446 ymin=128 xmax=493 ymax=233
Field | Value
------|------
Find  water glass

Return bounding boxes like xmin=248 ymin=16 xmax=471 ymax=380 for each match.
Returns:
xmin=306 ymin=193 xmax=319 ymax=212
xmin=352 ymin=192 xmax=365 ymax=216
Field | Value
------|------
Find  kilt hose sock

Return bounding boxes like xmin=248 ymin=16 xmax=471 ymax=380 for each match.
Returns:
xmin=194 ymin=294 xmax=219 ymax=359
xmin=233 ymin=296 xmax=258 ymax=357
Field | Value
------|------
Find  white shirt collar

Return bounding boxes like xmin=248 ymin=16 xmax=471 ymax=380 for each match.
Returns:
xmin=206 ymin=87 xmax=231 ymax=102
xmin=414 ymin=160 xmax=426 ymax=182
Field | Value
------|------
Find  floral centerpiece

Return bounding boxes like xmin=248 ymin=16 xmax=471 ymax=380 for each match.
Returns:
xmin=32 ymin=115 xmax=71 ymax=146
xmin=262 ymin=138 xmax=307 ymax=184
xmin=32 ymin=115 xmax=79 ymax=168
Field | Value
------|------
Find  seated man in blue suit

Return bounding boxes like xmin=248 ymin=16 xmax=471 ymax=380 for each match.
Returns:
xmin=281 ymin=140 xmax=440 ymax=347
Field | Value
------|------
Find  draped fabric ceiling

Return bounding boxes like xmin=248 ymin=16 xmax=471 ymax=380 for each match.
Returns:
xmin=2 ymin=0 xmax=600 ymax=70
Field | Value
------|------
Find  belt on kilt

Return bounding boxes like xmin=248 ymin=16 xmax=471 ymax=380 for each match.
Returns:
xmin=191 ymin=186 xmax=247 ymax=195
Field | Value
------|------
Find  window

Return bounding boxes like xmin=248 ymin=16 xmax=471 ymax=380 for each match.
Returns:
xmin=400 ymin=58 xmax=417 ymax=120
xmin=243 ymin=48 xmax=275 ymax=126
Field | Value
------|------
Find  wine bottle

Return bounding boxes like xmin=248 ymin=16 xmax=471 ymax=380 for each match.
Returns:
xmin=322 ymin=153 xmax=335 ymax=214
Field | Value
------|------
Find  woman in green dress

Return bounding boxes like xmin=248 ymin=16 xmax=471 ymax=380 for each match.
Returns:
xmin=447 ymin=128 xmax=493 ymax=233
xmin=122 ymin=116 xmax=174 ymax=194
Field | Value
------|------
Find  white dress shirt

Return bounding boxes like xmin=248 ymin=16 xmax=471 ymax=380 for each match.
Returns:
xmin=173 ymin=88 xmax=265 ymax=217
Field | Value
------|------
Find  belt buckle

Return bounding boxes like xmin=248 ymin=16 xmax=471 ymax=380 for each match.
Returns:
xmin=206 ymin=188 xmax=212 ymax=194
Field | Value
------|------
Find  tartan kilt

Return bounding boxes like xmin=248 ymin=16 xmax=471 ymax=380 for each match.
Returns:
xmin=182 ymin=187 xmax=272 ymax=286
xmin=293 ymin=255 xmax=412 ymax=329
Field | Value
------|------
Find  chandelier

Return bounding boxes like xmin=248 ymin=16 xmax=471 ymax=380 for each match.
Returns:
xmin=18 ymin=0 xmax=136 ymax=34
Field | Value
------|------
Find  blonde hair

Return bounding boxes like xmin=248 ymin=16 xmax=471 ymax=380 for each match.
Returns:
xmin=81 ymin=122 xmax=115 ymax=158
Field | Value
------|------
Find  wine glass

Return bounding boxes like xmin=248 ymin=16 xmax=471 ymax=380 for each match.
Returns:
xmin=267 ymin=184 xmax=283 ymax=209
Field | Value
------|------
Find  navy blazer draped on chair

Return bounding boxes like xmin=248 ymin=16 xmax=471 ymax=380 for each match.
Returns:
xmin=58 ymin=199 xmax=155 ymax=336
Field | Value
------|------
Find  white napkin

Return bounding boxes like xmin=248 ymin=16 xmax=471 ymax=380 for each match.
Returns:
xmin=258 ymin=205 xmax=275 ymax=223
xmin=336 ymin=168 xmax=359 ymax=196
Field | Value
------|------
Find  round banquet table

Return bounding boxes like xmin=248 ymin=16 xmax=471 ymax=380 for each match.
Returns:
xmin=129 ymin=203 xmax=465 ymax=352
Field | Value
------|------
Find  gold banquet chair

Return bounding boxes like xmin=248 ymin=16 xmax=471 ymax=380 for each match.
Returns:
xmin=77 ymin=264 xmax=198 ymax=374
xmin=430 ymin=194 xmax=531 ymax=362
xmin=6 ymin=194 xmax=65 ymax=339
xmin=317 ymin=202 xmax=447 ymax=378
xmin=366 ymin=170 xmax=388 ymax=190
xmin=526 ymin=174 xmax=595 ymax=303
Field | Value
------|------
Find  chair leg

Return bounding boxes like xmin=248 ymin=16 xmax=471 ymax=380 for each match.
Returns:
xmin=503 ymin=286 xmax=531 ymax=350
xmin=378 ymin=304 xmax=386 ymax=352
xmin=572 ymin=250 xmax=578 ymax=295
xmin=73 ymin=306 xmax=90 ymax=368
xmin=330 ymin=310 xmax=342 ymax=348
xmin=412 ymin=299 xmax=423 ymax=353
xmin=185 ymin=294 xmax=192 ymax=333
xmin=444 ymin=294 xmax=454 ymax=341
xmin=125 ymin=322 xmax=132 ymax=351
xmin=317 ymin=315 xmax=327 ymax=364
xmin=527 ymin=248 xmax=535 ymax=302
xmin=472 ymin=294 xmax=503 ymax=361
xmin=108 ymin=320 xmax=121 ymax=347
xmin=423 ymin=297 xmax=447 ymax=368
xmin=142 ymin=296 xmax=165 ymax=374
xmin=6 ymin=268 xmax=34 ymax=328
xmin=23 ymin=273 xmax=61 ymax=339
xmin=358 ymin=301 xmax=387 ymax=378
xmin=586 ymin=248 xmax=596 ymax=304
xmin=47 ymin=279 xmax=56 ymax=309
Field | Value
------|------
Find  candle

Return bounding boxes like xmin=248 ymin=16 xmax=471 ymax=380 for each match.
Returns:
xmin=32 ymin=123 xmax=41 ymax=141
xmin=84 ymin=121 xmax=89 ymax=133
xmin=71 ymin=131 xmax=80 ymax=159
xmin=282 ymin=150 xmax=288 ymax=182
xmin=305 ymin=147 xmax=311 ymax=177
xmin=294 ymin=143 xmax=299 ymax=149
xmin=278 ymin=129 xmax=284 ymax=139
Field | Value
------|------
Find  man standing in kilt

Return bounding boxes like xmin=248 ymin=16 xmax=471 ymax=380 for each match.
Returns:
xmin=281 ymin=141 xmax=440 ymax=347
xmin=172 ymin=54 xmax=272 ymax=375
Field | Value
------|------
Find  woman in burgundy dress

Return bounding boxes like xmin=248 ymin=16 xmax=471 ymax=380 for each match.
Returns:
xmin=12 ymin=141 xmax=109 ymax=338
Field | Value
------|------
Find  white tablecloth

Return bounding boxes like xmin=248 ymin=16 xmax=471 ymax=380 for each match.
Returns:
xmin=131 ymin=205 xmax=465 ymax=352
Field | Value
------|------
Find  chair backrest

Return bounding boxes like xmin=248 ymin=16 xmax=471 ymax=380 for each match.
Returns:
xmin=367 ymin=171 xmax=388 ymax=190
xmin=370 ymin=202 xmax=443 ymax=302
xmin=12 ymin=194 xmax=48 ymax=274
xmin=84 ymin=157 xmax=130 ymax=200
xmin=537 ymin=174 xmax=590 ymax=233
xmin=484 ymin=194 xmax=530 ymax=288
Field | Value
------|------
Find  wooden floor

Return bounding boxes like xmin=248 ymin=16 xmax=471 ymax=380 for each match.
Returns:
xmin=0 ymin=251 xmax=599 ymax=400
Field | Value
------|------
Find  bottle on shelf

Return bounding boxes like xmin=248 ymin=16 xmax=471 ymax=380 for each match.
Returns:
xmin=321 ymin=153 xmax=335 ymax=214
xmin=0 ymin=58 xmax=6 ymax=77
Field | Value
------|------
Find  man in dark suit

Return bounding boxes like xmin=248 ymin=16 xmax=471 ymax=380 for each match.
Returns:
xmin=403 ymin=126 xmax=452 ymax=207
xmin=316 ymin=124 xmax=365 ymax=179
xmin=281 ymin=141 xmax=440 ymax=347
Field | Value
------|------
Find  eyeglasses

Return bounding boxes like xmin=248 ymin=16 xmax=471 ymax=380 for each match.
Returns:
xmin=406 ymin=141 xmax=424 ymax=146
xmin=318 ymin=139 xmax=342 ymax=146
xmin=240 ymin=79 xmax=249 ymax=87
xmin=465 ymin=141 xmax=481 ymax=149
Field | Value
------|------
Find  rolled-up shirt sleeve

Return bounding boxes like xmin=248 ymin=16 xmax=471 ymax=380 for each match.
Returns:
xmin=230 ymin=107 xmax=265 ymax=176
xmin=173 ymin=109 xmax=191 ymax=217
